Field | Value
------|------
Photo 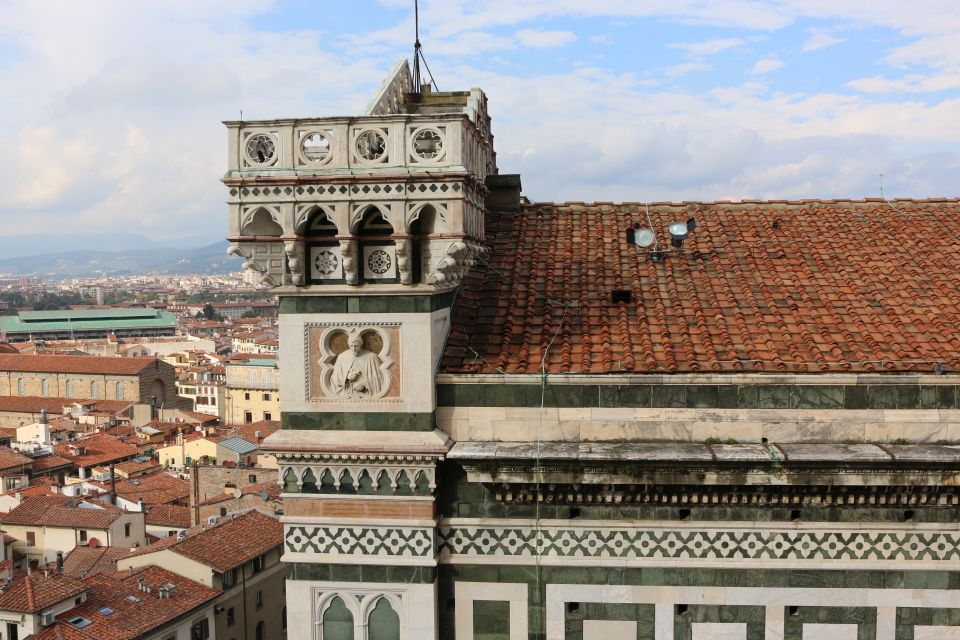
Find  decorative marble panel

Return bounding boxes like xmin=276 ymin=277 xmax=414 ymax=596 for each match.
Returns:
xmin=286 ymin=525 xmax=434 ymax=558
xmin=439 ymin=524 xmax=960 ymax=565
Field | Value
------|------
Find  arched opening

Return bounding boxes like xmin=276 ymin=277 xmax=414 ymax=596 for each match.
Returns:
xmin=115 ymin=382 xmax=124 ymax=400
xmin=255 ymin=621 xmax=265 ymax=640
xmin=367 ymin=597 xmax=400 ymax=640
xmin=17 ymin=378 xmax=24 ymax=396
xmin=41 ymin=379 xmax=49 ymax=397
xmin=243 ymin=209 xmax=283 ymax=236
xmin=91 ymin=381 xmax=99 ymax=398
xmin=305 ymin=208 xmax=343 ymax=284
xmin=409 ymin=204 xmax=438 ymax=284
xmin=65 ymin=380 xmax=73 ymax=399
xmin=356 ymin=206 xmax=397 ymax=283
xmin=149 ymin=379 xmax=165 ymax=405
xmin=321 ymin=596 xmax=354 ymax=640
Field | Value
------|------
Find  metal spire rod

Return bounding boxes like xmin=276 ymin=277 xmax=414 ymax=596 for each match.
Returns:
xmin=412 ymin=0 xmax=437 ymax=93
xmin=413 ymin=0 xmax=422 ymax=91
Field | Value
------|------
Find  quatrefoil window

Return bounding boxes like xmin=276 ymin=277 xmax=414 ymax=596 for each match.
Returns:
xmin=356 ymin=130 xmax=386 ymax=161
xmin=245 ymin=133 xmax=276 ymax=165
xmin=413 ymin=129 xmax=443 ymax=160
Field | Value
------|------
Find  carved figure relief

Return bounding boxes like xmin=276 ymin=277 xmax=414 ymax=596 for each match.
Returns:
xmin=309 ymin=325 xmax=400 ymax=400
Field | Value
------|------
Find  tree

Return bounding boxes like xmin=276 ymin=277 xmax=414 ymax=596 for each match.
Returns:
xmin=201 ymin=303 xmax=216 ymax=320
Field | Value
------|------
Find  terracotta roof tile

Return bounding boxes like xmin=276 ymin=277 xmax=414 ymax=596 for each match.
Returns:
xmin=55 ymin=435 xmax=139 ymax=468
xmin=0 ymin=397 xmax=132 ymax=416
xmin=112 ymin=472 xmax=190 ymax=506
xmin=32 ymin=565 xmax=218 ymax=640
xmin=0 ymin=354 xmax=161 ymax=375
xmin=30 ymin=454 xmax=74 ymax=474
xmin=1 ymin=494 xmax=122 ymax=529
xmin=127 ymin=510 xmax=281 ymax=572
xmin=445 ymin=199 xmax=960 ymax=374
xmin=143 ymin=504 xmax=191 ymax=529
xmin=0 ymin=447 xmax=33 ymax=472
xmin=60 ymin=546 xmax=132 ymax=580
xmin=0 ymin=570 xmax=85 ymax=613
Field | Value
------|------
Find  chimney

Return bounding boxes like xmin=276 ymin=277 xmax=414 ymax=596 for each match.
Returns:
xmin=137 ymin=577 xmax=146 ymax=592
xmin=40 ymin=408 xmax=48 ymax=425
xmin=56 ymin=551 xmax=63 ymax=574
xmin=231 ymin=486 xmax=242 ymax=499
xmin=138 ymin=498 xmax=146 ymax=513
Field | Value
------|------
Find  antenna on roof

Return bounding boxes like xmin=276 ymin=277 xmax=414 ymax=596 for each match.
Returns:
xmin=880 ymin=172 xmax=906 ymax=216
xmin=412 ymin=0 xmax=438 ymax=93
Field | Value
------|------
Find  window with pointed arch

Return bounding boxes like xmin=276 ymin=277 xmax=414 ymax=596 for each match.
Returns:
xmin=356 ymin=206 xmax=398 ymax=283
xmin=65 ymin=380 xmax=73 ymax=399
xmin=367 ymin=597 xmax=400 ymax=640
xmin=41 ymin=379 xmax=49 ymax=397
xmin=17 ymin=378 xmax=24 ymax=396
xmin=319 ymin=596 xmax=353 ymax=640
xmin=115 ymin=382 xmax=124 ymax=400
xmin=91 ymin=380 xmax=99 ymax=398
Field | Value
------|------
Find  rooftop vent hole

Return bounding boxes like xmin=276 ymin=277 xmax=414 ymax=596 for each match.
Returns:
xmin=611 ymin=290 xmax=632 ymax=304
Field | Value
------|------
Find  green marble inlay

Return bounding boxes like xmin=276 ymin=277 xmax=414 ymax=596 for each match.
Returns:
xmin=897 ymin=607 xmax=960 ymax=639
xmin=676 ymin=605 xmax=765 ymax=640
xmin=281 ymin=411 xmax=434 ymax=431
xmin=784 ymin=606 xmax=875 ymax=640
xmin=474 ymin=600 xmax=510 ymax=640
xmin=434 ymin=383 xmax=960 ymax=410
xmin=564 ymin=602 xmax=654 ymax=640
xmin=287 ymin=563 xmax=437 ymax=584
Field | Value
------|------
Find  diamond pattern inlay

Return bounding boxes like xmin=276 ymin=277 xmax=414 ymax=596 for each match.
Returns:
xmin=437 ymin=526 xmax=960 ymax=562
xmin=286 ymin=525 xmax=434 ymax=557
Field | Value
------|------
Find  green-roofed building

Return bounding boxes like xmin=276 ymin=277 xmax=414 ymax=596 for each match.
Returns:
xmin=0 ymin=308 xmax=179 ymax=343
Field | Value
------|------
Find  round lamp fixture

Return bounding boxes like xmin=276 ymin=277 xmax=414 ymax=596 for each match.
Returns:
xmin=635 ymin=228 xmax=655 ymax=248
xmin=668 ymin=222 xmax=689 ymax=239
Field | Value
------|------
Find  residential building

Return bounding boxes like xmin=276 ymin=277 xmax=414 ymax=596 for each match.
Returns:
xmin=176 ymin=365 xmax=225 ymax=418
xmin=0 ymin=396 xmax=133 ymax=430
xmin=230 ymin=60 xmax=960 ymax=638
xmin=120 ymin=510 xmax=285 ymax=640
xmin=0 ymin=447 xmax=34 ymax=492
xmin=215 ymin=436 xmax=259 ymax=466
xmin=223 ymin=358 xmax=278 ymax=424
xmin=54 ymin=434 xmax=140 ymax=479
xmin=0 ymin=494 xmax=146 ymax=566
xmin=0 ymin=308 xmax=178 ymax=343
xmin=143 ymin=504 xmax=191 ymax=539
xmin=195 ymin=480 xmax=282 ymax=522
xmin=32 ymin=565 xmax=219 ymax=640
xmin=156 ymin=434 xmax=218 ymax=470
xmin=59 ymin=545 xmax=132 ymax=579
xmin=0 ymin=570 xmax=86 ymax=640
xmin=0 ymin=354 xmax=189 ymax=409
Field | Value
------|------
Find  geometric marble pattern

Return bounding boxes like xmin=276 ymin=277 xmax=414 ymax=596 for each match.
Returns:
xmin=286 ymin=525 xmax=434 ymax=557
xmin=438 ymin=525 xmax=960 ymax=562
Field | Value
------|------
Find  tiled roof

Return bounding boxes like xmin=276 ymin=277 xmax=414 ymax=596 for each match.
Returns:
xmin=0 ymin=446 xmax=33 ymax=472
xmin=30 ymin=454 xmax=74 ymax=474
xmin=55 ymin=435 xmax=139 ymax=468
xmin=144 ymin=504 xmax=191 ymax=529
xmin=0 ymin=397 xmax=132 ymax=416
xmin=127 ymin=510 xmax=281 ymax=572
xmin=32 ymin=565 xmax=218 ymax=640
xmin=0 ymin=570 xmax=85 ymax=613
xmin=0 ymin=354 xmax=163 ymax=375
xmin=60 ymin=546 xmax=132 ymax=580
xmin=5 ymin=475 xmax=59 ymax=498
xmin=445 ymin=199 xmax=960 ymax=374
xmin=113 ymin=459 xmax=159 ymax=476
xmin=218 ymin=420 xmax=279 ymax=442
xmin=1 ymin=494 xmax=122 ymax=529
xmin=112 ymin=472 xmax=190 ymax=506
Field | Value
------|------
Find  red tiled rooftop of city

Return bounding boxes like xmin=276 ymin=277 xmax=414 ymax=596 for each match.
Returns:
xmin=0 ymin=570 xmax=85 ymax=613
xmin=0 ymin=494 xmax=122 ymax=529
xmin=55 ymin=434 xmax=139 ymax=468
xmin=0 ymin=354 xmax=163 ymax=375
xmin=144 ymin=504 xmax=191 ymax=529
xmin=33 ymin=565 xmax=219 ymax=640
xmin=444 ymin=199 xmax=960 ymax=374
xmin=127 ymin=510 xmax=282 ymax=572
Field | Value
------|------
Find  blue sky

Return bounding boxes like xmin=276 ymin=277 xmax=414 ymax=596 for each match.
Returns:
xmin=0 ymin=0 xmax=958 ymax=241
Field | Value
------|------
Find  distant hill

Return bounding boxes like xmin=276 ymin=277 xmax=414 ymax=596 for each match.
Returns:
xmin=0 ymin=232 xmax=220 ymax=260
xmin=0 ymin=241 xmax=243 ymax=278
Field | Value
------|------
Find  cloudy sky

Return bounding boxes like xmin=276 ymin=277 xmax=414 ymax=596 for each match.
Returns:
xmin=1 ymin=0 xmax=958 ymax=243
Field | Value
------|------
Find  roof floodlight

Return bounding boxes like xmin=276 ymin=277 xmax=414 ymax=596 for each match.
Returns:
xmin=669 ymin=221 xmax=688 ymax=248
xmin=634 ymin=228 xmax=655 ymax=248
xmin=934 ymin=362 xmax=945 ymax=375
xmin=686 ymin=217 xmax=697 ymax=232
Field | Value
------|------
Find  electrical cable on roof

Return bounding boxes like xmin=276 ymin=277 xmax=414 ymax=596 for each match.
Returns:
xmin=880 ymin=173 xmax=907 ymax=216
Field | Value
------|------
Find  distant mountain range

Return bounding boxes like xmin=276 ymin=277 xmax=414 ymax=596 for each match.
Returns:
xmin=0 ymin=232 xmax=221 ymax=260
xmin=0 ymin=241 xmax=243 ymax=278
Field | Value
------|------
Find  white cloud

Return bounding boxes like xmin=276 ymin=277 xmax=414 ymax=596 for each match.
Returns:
xmin=802 ymin=29 xmax=844 ymax=52
xmin=514 ymin=28 xmax=576 ymax=48
xmin=751 ymin=57 xmax=785 ymax=74
xmin=665 ymin=62 xmax=712 ymax=77
xmin=848 ymin=73 xmax=960 ymax=93
xmin=668 ymin=37 xmax=744 ymax=57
